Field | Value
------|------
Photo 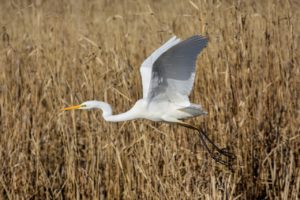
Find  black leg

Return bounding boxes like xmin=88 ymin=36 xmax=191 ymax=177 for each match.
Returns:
xmin=177 ymin=122 xmax=235 ymax=168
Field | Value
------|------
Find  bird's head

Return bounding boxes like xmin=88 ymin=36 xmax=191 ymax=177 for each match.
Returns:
xmin=63 ymin=101 xmax=100 ymax=111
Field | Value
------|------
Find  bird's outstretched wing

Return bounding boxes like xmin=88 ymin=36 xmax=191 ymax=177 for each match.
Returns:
xmin=142 ymin=35 xmax=208 ymax=106
xmin=140 ymin=36 xmax=181 ymax=99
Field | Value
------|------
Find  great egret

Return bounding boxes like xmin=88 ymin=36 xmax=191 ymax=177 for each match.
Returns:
xmin=64 ymin=35 xmax=235 ymax=166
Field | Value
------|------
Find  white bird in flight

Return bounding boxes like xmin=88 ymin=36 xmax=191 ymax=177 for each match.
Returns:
xmin=63 ymin=35 xmax=235 ymax=166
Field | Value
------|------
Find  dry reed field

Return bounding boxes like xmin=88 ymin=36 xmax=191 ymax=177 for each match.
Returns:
xmin=0 ymin=0 xmax=299 ymax=199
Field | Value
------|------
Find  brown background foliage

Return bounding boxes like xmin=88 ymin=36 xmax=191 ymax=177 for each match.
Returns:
xmin=0 ymin=0 xmax=299 ymax=199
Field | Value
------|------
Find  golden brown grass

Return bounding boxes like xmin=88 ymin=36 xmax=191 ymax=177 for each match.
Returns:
xmin=0 ymin=0 xmax=299 ymax=199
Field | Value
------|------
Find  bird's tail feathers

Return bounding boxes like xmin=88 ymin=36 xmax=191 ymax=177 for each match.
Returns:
xmin=178 ymin=104 xmax=207 ymax=117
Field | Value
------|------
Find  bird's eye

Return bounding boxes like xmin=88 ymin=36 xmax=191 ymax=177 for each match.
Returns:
xmin=81 ymin=104 xmax=87 ymax=107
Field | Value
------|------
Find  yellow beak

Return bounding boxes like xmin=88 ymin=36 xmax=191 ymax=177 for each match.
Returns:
xmin=62 ymin=105 xmax=81 ymax=111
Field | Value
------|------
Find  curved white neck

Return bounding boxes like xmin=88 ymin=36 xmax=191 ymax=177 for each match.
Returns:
xmin=87 ymin=101 xmax=139 ymax=122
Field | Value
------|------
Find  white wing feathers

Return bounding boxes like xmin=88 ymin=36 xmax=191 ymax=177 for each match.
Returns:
xmin=140 ymin=35 xmax=208 ymax=106
xmin=140 ymin=36 xmax=181 ymax=98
